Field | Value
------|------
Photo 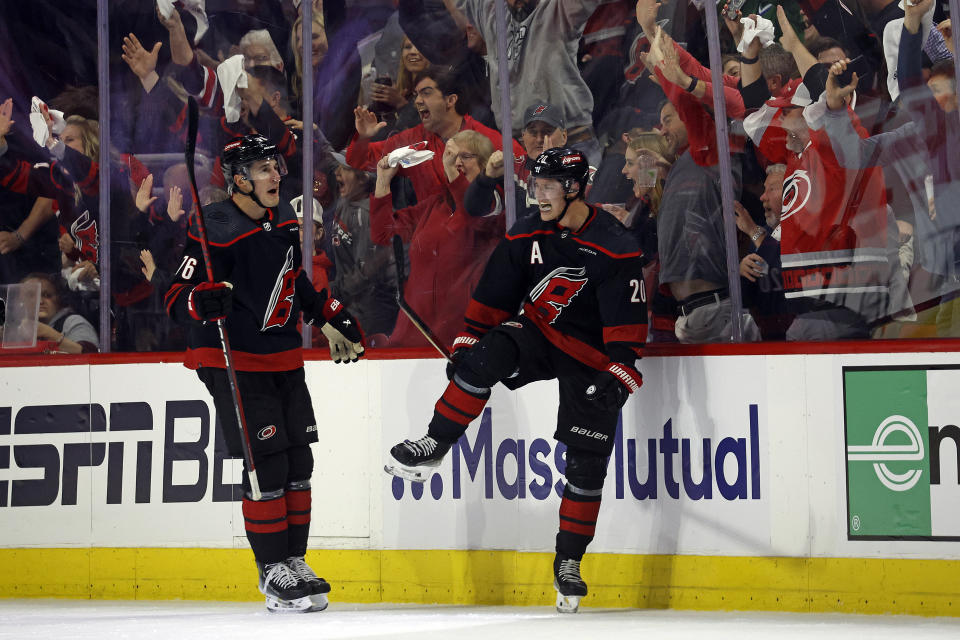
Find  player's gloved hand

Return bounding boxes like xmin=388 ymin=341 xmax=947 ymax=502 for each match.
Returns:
xmin=585 ymin=362 xmax=642 ymax=412
xmin=187 ymin=281 xmax=233 ymax=322
xmin=446 ymin=333 xmax=477 ymax=380
xmin=314 ymin=297 xmax=365 ymax=363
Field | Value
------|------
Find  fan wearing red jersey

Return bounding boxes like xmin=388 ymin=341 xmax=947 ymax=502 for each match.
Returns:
xmin=384 ymin=147 xmax=647 ymax=614
xmin=165 ymin=135 xmax=364 ymax=613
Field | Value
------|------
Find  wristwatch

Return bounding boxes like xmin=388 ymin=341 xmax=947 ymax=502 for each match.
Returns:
xmin=750 ymin=227 xmax=766 ymax=243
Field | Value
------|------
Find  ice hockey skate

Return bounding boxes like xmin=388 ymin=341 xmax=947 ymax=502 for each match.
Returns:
xmin=286 ymin=556 xmax=331 ymax=612
xmin=553 ymin=554 xmax=588 ymax=613
xmin=257 ymin=561 xmax=314 ymax=613
xmin=384 ymin=435 xmax=451 ymax=482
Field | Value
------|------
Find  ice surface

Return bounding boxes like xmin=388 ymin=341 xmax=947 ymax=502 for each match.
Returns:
xmin=1 ymin=600 xmax=959 ymax=640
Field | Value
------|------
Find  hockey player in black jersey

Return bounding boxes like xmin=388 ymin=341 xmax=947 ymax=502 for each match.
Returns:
xmin=384 ymin=147 xmax=647 ymax=613
xmin=165 ymin=134 xmax=365 ymax=613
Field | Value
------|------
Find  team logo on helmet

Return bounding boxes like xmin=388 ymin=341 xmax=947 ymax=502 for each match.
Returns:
xmin=561 ymin=153 xmax=584 ymax=165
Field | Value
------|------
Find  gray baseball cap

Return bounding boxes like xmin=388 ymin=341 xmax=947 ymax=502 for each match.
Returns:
xmin=522 ymin=103 xmax=566 ymax=130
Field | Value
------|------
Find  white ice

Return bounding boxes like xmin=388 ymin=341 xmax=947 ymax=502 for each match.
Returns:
xmin=2 ymin=600 xmax=959 ymax=640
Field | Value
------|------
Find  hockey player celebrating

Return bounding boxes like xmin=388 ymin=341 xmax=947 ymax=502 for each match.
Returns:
xmin=165 ymin=134 xmax=365 ymax=613
xmin=384 ymin=147 xmax=647 ymax=613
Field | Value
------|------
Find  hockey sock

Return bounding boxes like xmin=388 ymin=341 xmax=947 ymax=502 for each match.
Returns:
xmin=285 ymin=482 xmax=311 ymax=558
xmin=243 ymin=491 xmax=288 ymax=565
xmin=555 ymin=482 xmax=603 ymax=561
xmin=427 ymin=378 xmax=491 ymax=443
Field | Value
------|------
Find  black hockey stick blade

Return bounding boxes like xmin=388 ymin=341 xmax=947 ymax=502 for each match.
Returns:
xmin=391 ymin=234 xmax=452 ymax=361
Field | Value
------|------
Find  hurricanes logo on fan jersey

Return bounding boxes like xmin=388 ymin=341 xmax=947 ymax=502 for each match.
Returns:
xmin=781 ymin=169 xmax=811 ymax=222
xmin=262 ymin=246 xmax=297 ymax=330
xmin=528 ymin=266 xmax=588 ymax=324
xmin=70 ymin=209 xmax=100 ymax=264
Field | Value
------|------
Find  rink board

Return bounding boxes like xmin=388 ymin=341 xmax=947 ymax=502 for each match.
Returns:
xmin=1 ymin=350 xmax=960 ymax=615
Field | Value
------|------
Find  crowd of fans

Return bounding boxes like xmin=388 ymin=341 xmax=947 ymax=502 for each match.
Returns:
xmin=0 ymin=0 xmax=956 ymax=353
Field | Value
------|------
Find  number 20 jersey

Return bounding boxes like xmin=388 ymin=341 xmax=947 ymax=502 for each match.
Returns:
xmin=462 ymin=205 xmax=648 ymax=368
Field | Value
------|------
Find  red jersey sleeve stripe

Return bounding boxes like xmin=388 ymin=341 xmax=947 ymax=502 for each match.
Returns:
xmin=164 ymin=282 xmax=190 ymax=315
xmin=505 ymin=228 xmax=555 ymax=241
xmin=571 ymin=237 xmax=642 ymax=259
xmin=603 ymin=324 xmax=648 ymax=346
xmin=464 ymin=299 xmax=511 ymax=330
xmin=200 ymin=65 xmax=218 ymax=109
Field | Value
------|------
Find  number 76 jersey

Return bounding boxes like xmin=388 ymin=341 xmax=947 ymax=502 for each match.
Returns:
xmin=462 ymin=206 xmax=649 ymax=369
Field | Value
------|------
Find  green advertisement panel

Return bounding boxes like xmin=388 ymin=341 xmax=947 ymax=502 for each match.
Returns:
xmin=843 ymin=368 xmax=931 ymax=538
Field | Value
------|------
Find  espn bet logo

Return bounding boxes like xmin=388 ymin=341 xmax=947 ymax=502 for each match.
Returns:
xmin=843 ymin=367 xmax=960 ymax=540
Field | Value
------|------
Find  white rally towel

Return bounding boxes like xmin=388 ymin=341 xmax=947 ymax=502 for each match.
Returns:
xmin=29 ymin=97 xmax=66 ymax=147
xmin=737 ymin=15 xmax=776 ymax=53
xmin=156 ymin=0 xmax=209 ymax=44
xmin=217 ymin=55 xmax=248 ymax=123
xmin=387 ymin=141 xmax=434 ymax=168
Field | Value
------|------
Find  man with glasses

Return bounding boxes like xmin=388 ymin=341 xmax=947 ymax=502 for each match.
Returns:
xmin=347 ymin=66 xmax=524 ymax=203
xmin=385 ymin=147 xmax=646 ymax=613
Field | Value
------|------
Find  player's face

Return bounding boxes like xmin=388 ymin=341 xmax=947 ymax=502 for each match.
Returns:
xmin=247 ymin=158 xmax=283 ymax=207
xmin=533 ymin=177 xmax=565 ymax=220
xmin=413 ymin=78 xmax=454 ymax=133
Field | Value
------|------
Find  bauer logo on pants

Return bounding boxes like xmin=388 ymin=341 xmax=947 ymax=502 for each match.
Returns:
xmin=258 ymin=425 xmax=277 ymax=441
xmin=843 ymin=366 xmax=960 ymax=540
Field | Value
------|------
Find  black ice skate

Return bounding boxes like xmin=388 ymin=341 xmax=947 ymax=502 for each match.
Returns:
xmin=553 ymin=554 xmax=588 ymax=613
xmin=257 ymin=561 xmax=313 ymax=613
xmin=286 ymin=556 xmax=331 ymax=612
xmin=384 ymin=435 xmax=451 ymax=482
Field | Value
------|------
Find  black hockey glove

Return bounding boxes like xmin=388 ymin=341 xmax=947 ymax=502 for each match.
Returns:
xmin=585 ymin=362 xmax=642 ymax=412
xmin=187 ymin=281 xmax=233 ymax=322
xmin=314 ymin=297 xmax=365 ymax=363
xmin=446 ymin=333 xmax=477 ymax=380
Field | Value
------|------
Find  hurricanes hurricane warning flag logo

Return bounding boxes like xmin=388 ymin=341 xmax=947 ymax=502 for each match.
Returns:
xmin=843 ymin=367 xmax=960 ymax=539
xmin=528 ymin=266 xmax=588 ymax=324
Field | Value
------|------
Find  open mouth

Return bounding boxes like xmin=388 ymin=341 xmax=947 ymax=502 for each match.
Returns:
xmin=538 ymin=202 xmax=553 ymax=213
xmin=266 ymin=187 xmax=279 ymax=197
xmin=417 ymin=108 xmax=430 ymax=121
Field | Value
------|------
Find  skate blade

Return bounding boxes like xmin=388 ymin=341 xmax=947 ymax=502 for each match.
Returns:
xmin=305 ymin=593 xmax=329 ymax=612
xmin=383 ymin=460 xmax=439 ymax=483
xmin=555 ymin=592 xmax=581 ymax=614
xmin=265 ymin=595 xmax=315 ymax=613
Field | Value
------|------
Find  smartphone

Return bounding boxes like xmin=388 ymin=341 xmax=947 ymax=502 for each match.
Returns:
xmin=370 ymin=76 xmax=393 ymax=115
xmin=837 ymin=55 xmax=864 ymax=86
xmin=722 ymin=0 xmax=747 ymax=21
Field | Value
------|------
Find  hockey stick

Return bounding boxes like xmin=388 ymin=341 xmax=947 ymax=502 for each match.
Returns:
xmin=392 ymin=234 xmax=452 ymax=361
xmin=185 ymin=97 xmax=262 ymax=500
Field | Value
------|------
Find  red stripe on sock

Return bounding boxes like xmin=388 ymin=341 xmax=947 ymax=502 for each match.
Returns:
xmin=559 ymin=519 xmax=596 ymax=536
xmin=243 ymin=496 xmax=287 ymax=533
xmin=286 ymin=489 xmax=311 ymax=513
xmin=287 ymin=514 xmax=310 ymax=526
xmin=559 ymin=496 xmax=601 ymax=522
xmin=441 ymin=383 xmax=487 ymax=417
xmin=435 ymin=399 xmax=473 ymax=426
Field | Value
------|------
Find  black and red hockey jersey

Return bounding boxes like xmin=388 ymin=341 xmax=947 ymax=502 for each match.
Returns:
xmin=460 ymin=206 xmax=648 ymax=369
xmin=165 ymin=197 xmax=321 ymax=371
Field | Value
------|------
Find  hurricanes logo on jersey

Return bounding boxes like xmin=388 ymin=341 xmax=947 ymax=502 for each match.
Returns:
xmin=262 ymin=246 xmax=297 ymax=331
xmin=528 ymin=266 xmax=588 ymax=324
xmin=70 ymin=210 xmax=100 ymax=264
xmin=781 ymin=169 xmax=812 ymax=222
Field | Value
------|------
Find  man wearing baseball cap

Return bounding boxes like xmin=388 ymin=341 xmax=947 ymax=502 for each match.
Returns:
xmin=463 ymin=101 xmax=569 ymax=218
